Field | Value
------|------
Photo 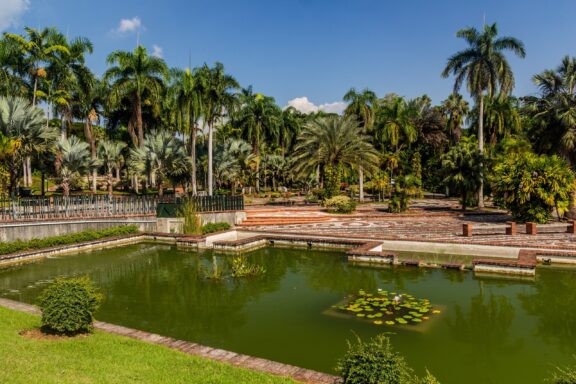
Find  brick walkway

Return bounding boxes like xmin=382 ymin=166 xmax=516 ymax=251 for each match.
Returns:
xmin=0 ymin=298 xmax=338 ymax=384
xmin=242 ymin=200 xmax=576 ymax=251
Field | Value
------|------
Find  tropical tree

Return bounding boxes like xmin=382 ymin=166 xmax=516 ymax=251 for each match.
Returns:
xmin=105 ymin=46 xmax=168 ymax=147
xmin=469 ymin=95 xmax=521 ymax=146
xmin=292 ymin=116 xmax=380 ymax=197
xmin=441 ymin=136 xmax=483 ymax=211
xmin=169 ymin=67 xmax=204 ymax=194
xmin=234 ymin=88 xmax=281 ymax=192
xmin=196 ymin=62 xmax=239 ymax=195
xmin=214 ymin=139 xmax=254 ymax=194
xmin=55 ymin=135 xmax=92 ymax=196
xmin=344 ymin=87 xmax=378 ymax=201
xmin=128 ymin=130 xmax=190 ymax=196
xmin=441 ymin=93 xmax=469 ymax=144
xmin=278 ymin=106 xmax=303 ymax=158
xmin=98 ymin=140 xmax=126 ymax=197
xmin=3 ymin=27 xmax=69 ymax=106
xmin=376 ymin=95 xmax=417 ymax=150
xmin=442 ymin=22 xmax=526 ymax=207
xmin=0 ymin=96 xmax=54 ymax=196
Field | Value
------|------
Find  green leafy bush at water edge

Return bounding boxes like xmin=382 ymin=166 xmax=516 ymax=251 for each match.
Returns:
xmin=37 ymin=277 xmax=103 ymax=335
xmin=201 ymin=222 xmax=231 ymax=235
xmin=0 ymin=225 xmax=139 ymax=255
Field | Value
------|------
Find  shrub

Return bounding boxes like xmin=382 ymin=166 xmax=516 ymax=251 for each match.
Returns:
xmin=336 ymin=334 xmax=412 ymax=384
xmin=547 ymin=364 xmax=576 ymax=384
xmin=201 ymin=222 xmax=231 ymax=235
xmin=37 ymin=277 xmax=103 ymax=335
xmin=179 ymin=199 xmax=201 ymax=235
xmin=336 ymin=334 xmax=441 ymax=384
xmin=0 ymin=225 xmax=139 ymax=256
xmin=325 ymin=195 xmax=356 ymax=214
xmin=491 ymin=153 xmax=575 ymax=223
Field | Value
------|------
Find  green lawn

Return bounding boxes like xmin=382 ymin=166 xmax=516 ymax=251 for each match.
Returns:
xmin=0 ymin=306 xmax=296 ymax=384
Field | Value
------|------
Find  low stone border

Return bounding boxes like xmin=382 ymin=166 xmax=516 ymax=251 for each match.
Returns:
xmin=0 ymin=298 xmax=338 ymax=384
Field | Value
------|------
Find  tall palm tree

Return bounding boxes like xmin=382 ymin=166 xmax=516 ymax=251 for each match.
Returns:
xmin=344 ymin=87 xmax=377 ymax=201
xmin=105 ymin=46 xmax=168 ymax=147
xmin=98 ymin=139 xmax=126 ymax=197
xmin=214 ymin=139 xmax=253 ymax=194
xmin=292 ymin=116 xmax=380 ymax=193
xmin=196 ymin=62 xmax=239 ymax=195
xmin=234 ymin=88 xmax=281 ymax=192
xmin=169 ymin=67 xmax=204 ymax=194
xmin=55 ymin=135 xmax=92 ymax=197
xmin=3 ymin=27 xmax=69 ymax=106
xmin=470 ymin=95 xmax=521 ymax=146
xmin=0 ymin=96 xmax=55 ymax=196
xmin=278 ymin=106 xmax=303 ymax=158
xmin=441 ymin=93 xmax=469 ymax=144
xmin=442 ymin=22 xmax=526 ymax=207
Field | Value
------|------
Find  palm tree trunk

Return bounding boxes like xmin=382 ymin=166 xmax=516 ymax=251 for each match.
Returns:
xmin=22 ymin=159 xmax=28 ymax=187
xmin=92 ymin=169 xmax=97 ymax=193
xmin=359 ymin=166 xmax=364 ymax=202
xmin=26 ymin=157 xmax=32 ymax=187
xmin=107 ymin=172 xmax=113 ymax=198
xmin=191 ymin=125 xmax=197 ymax=195
xmin=478 ymin=93 xmax=485 ymax=209
xmin=208 ymin=123 xmax=214 ymax=196
xmin=32 ymin=75 xmax=38 ymax=106
xmin=136 ymin=95 xmax=144 ymax=148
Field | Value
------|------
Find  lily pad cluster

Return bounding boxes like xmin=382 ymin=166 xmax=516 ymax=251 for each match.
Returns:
xmin=333 ymin=289 xmax=441 ymax=326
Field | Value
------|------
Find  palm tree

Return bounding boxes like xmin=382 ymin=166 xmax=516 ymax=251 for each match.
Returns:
xmin=105 ymin=46 xmax=168 ymax=147
xmin=278 ymin=106 xmax=303 ymax=158
xmin=292 ymin=116 xmax=380 ymax=195
xmin=98 ymin=140 xmax=126 ymax=197
xmin=344 ymin=88 xmax=377 ymax=201
xmin=3 ymin=27 xmax=69 ymax=106
xmin=441 ymin=93 xmax=469 ymax=144
xmin=441 ymin=136 xmax=483 ymax=211
xmin=442 ymin=22 xmax=526 ymax=207
xmin=196 ymin=63 xmax=239 ymax=195
xmin=128 ymin=130 xmax=190 ymax=196
xmin=376 ymin=95 xmax=417 ymax=150
xmin=214 ymin=139 xmax=253 ymax=194
xmin=72 ymin=71 xmax=104 ymax=193
xmin=234 ymin=88 xmax=281 ymax=192
xmin=470 ymin=95 xmax=521 ymax=146
xmin=55 ymin=135 xmax=92 ymax=196
xmin=0 ymin=96 xmax=54 ymax=196
xmin=168 ymin=67 xmax=204 ymax=194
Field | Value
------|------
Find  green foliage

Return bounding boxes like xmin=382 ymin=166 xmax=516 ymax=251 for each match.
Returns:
xmin=336 ymin=334 xmax=412 ymax=384
xmin=441 ymin=136 xmax=483 ymax=210
xmin=325 ymin=195 xmax=356 ymax=214
xmin=323 ymin=166 xmax=341 ymax=199
xmin=0 ymin=225 xmax=139 ymax=256
xmin=491 ymin=153 xmax=575 ymax=223
xmin=388 ymin=175 xmax=420 ymax=213
xmin=231 ymin=255 xmax=266 ymax=278
xmin=547 ymin=364 xmax=576 ymax=384
xmin=201 ymin=222 xmax=231 ymax=235
xmin=179 ymin=199 xmax=201 ymax=235
xmin=37 ymin=277 xmax=103 ymax=335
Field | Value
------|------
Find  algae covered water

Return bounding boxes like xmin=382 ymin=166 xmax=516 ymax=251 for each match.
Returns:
xmin=0 ymin=243 xmax=574 ymax=383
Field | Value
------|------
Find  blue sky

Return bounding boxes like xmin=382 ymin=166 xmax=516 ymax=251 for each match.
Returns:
xmin=2 ymin=0 xmax=576 ymax=113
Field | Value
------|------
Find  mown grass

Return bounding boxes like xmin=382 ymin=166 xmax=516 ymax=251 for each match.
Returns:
xmin=0 ymin=306 xmax=296 ymax=384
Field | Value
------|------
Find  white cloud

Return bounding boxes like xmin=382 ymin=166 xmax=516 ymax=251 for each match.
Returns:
xmin=285 ymin=97 xmax=346 ymax=115
xmin=114 ymin=17 xmax=142 ymax=34
xmin=0 ymin=0 xmax=30 ymax=31
xmin=151 ymin=44 xmax=163 ymax=58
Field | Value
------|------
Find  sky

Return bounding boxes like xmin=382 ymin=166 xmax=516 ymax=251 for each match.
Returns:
xmin=2 ymin=0 xmax=576 ymax=114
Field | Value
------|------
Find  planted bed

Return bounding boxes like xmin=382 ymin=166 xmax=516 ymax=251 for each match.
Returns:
xmin=0 ymin=243 xmax=574 ymax=383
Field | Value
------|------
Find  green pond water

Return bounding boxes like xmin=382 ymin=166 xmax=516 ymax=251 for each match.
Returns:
xmin=0 ymin=243 xmax=575 ymax=383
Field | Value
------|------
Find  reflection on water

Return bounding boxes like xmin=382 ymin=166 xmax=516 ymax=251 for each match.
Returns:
xmin=0 ymin=243 xmax=575 ymax=383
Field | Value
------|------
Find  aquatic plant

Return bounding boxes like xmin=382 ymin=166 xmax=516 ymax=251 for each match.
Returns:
xmin=333 ymin=289 xmax=440 ymax=326
xmin=231 ymin=255 xmax=266 ymax=278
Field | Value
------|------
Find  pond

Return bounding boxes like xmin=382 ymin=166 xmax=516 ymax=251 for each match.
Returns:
xmin=0 ymin=243 xmax=575 ymax=383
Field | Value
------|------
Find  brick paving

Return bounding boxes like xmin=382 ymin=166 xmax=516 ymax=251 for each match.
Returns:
xmin=241 ymin=200 xmax=576 ymax=251
xmin=0 ymin=297 xmax=338 ymax=384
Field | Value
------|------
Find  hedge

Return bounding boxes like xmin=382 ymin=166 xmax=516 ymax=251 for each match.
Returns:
xmin=0 ymin=225 xmax=140 ymax=256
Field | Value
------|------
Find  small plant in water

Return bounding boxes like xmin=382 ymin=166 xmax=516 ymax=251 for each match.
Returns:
xmin=333 ymin=289 xmax=440 ymax=326
xmin=231 ymin=255 xmax=266 ymax=278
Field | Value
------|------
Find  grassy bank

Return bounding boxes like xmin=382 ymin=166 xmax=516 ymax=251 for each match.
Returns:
xmin=0 ymin=306 xmax=295 ymax=384
xmin=0 ymin=225 xmax=140 ymax=256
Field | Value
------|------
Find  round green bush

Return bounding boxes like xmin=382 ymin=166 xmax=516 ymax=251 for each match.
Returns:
xmin=37 ymin=277 xmax=103 ymax=335
xmin=324 ymin=195 xmax=356 ymax=214
xmin=336 ymin=334 xmax=412 ymax=384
